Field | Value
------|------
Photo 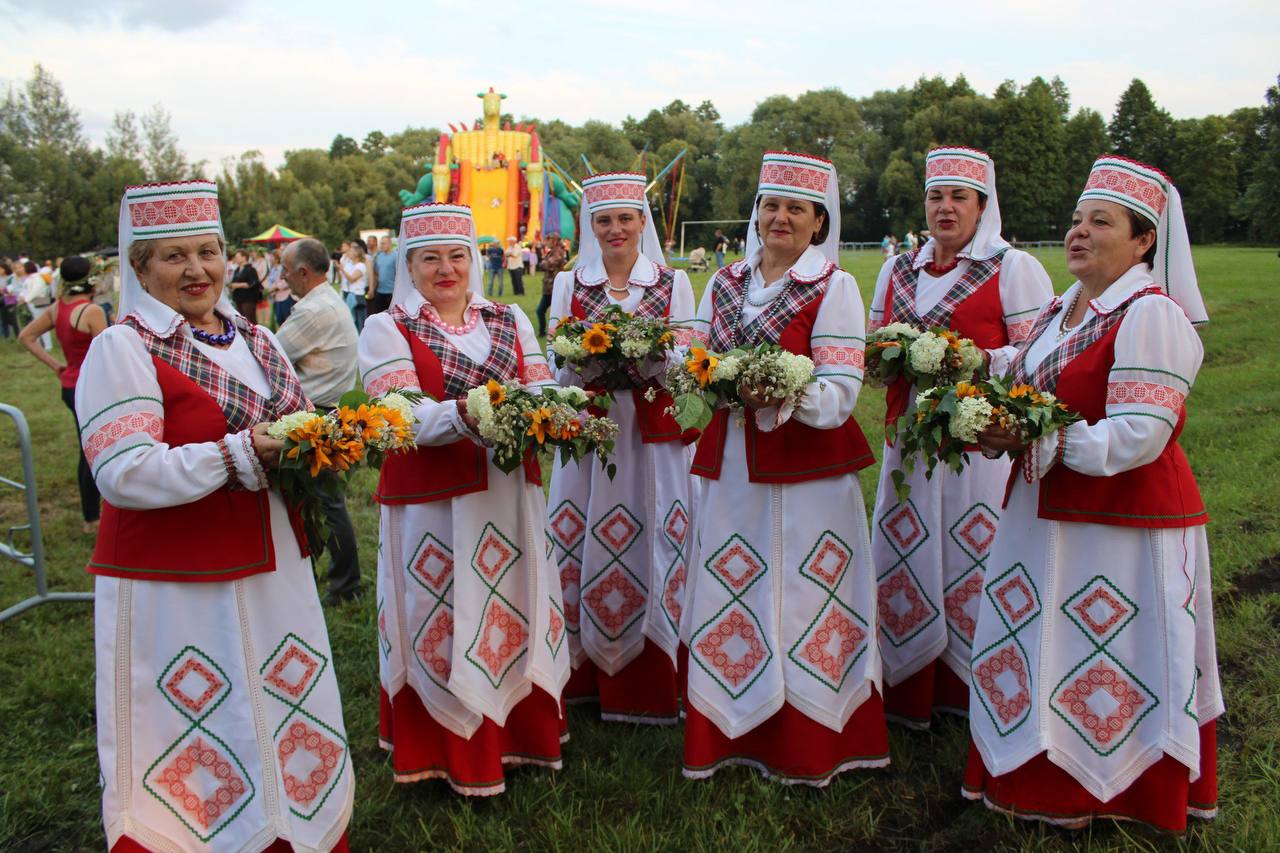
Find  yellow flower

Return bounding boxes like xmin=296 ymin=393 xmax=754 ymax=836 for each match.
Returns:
xmin=1009 ymin=383 xmax=1035 ymax=399
xmin=524 ymin=407 xmax=553 ymax=444
xmin=658 ymin=331 xmax=674 ymax=345
xmin=955 ymin=381 xmax=981 ymax=399
xmin=485 ymin=379 xmax=506 ymax=407
xmin=686 ymin=346 xmax=718 ymax=388
xmin=940 ymin=330 xmax=962 ymax=350
xmin=582 ymin=323 xmax=613 ymax=354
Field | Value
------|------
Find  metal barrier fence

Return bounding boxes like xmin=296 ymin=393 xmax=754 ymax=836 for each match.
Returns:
xmin=0 ymin=403 xmax=93 ymax=622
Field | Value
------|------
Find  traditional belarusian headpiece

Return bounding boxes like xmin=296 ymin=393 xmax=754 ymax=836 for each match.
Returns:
xmin=576 ymin=171 xmax=666 ymax=270
xmin=922 ymin=146 xmax=1009 ymax=262
xmin=118 ymin=180 xmax=226 ymax=319
xmin=746 ymin=151 xmax=841 ymax=264
xmin=391 ymin=202 xmax=483 ymax=310
xmin=1078 ymin=156 xmax=1206 ymax=324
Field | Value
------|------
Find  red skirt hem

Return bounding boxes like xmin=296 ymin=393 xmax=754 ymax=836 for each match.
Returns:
xmin=379 ymin=684 xmax=564 ymax=796
xmin=961 ymin=720 xmax=1218 ymax=832
xmin=562 ymin=639 xmax=681 ymax=724
xmin=683 ymin=689 xmax=889 ymax=786
xmin=883 ymin=660 xmax=969 ymax=728
xmin=112 ymin=830 xmax=350 ymax=852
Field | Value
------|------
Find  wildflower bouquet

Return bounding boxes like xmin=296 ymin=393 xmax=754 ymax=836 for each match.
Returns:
xmin=267 ymin=390 xmax=420 ymax=555
xmin=888 ymin=375 xmax=1080 ymax=500
xmin=464 ymin=380 xmax=620 ymax=478
xmin=659 ymin=343 xmax=816 ymax=431
xmin=548 ymin=305 xmax=677 ymax=390
xmin=865 ymin=322 xmax=986 ymax=388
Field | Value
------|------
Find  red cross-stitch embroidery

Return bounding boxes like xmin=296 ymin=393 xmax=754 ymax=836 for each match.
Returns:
xmin=153 ymin=738 xmax=248 ymax=830
xmin=801 ymin=609 xmax=865 ymax=680
xmin=401 ymin=213 xmax=471 ymax=240
xmin=278 ymin=720 xmax=343 ymax=807
xmin=944 ymin=573 xmax=983 ymax=643
xmin=1072 ymin=587 xmax=1130 ymax=637
xmin=1056 ymin=660 xmax=1148 ymax=746
xmin=85 ymin=411 xmax=163 ymax=467
xmin=974 ymin=645 xmax=1031 ymax=725
xmin=1106 ymin=381 xmax=1186 ymax=413
xmin=583 ymin=568 xmax=645 ymax=634
xmin=877 ymin=570 xmax=933 ymax=639
xmin=264 ymin=645 xmax=320 ymax=700
xmin=416 ymin=609 xmax=453 ymax=681
xmin=366 ymin=368 xmax=420 ymax=397
xmin=475 ymin=600 xmax=527 ymax=678
xmin=129 ymin=197 xmax=219 ymax=228
xmin=1006 ymin=318 xmax=1036 ymax=343
xmin=812 ymin=345 xmax=864 ymax=370
xmin=663 ymin=564 xmax=686 ymax=624
xmin=925 ymin=155 xmax=988 ymax=185
xmin=1084 ymin=167 xmax=1167 ymax=216
xmin=696 ymin=609 xmax=767 ymax=687
xmin=164 ymin=657 xmax=224 ymax=715
xmin=758 ymin=161 xmax=830 ymax=193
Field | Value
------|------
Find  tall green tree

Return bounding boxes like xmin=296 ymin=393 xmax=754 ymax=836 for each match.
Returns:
xmin=1237 ymin=76 xmax=1280 ymax=242
xmin=1109 ymin=79 xmax=1173 ymax=170
xmin=989 ymin=77 xmax=1068 ymax=240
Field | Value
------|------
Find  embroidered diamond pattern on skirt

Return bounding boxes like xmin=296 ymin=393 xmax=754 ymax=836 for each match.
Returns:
xmin=664 ymin=503 xmax=689 ymax=546
xmin=377 ymin=599 xmax=391 ymax=659
xmin=972 ymin=642 xmax=1033 ymax=733
xmin=879 ymin=500 xmax=928 ymax=557
xmin=662 ymin=563 xmax=686 ymax=627
xmin=583 ymin=567 xmax=646 ymax=639
xmin=277 ymin=719 xmax=345 ymax=808
xmin=789 ymin=601 xmax=868 ymax=692
xmin=472 ymin=523 xmax=521 ymax=584
xmin=707 ymin=535 xmax=767 ymax=594
xmin=550 ymin=501 xmax=587 ymax=551
xmin=1053 ymin=655 xmax=1156 ymax=754
xmin=466 ymin=597 xmax=529 ymax=687
xmin=164 ymin=656 xmax=226 ymax=716
xmin=414 ymin=606 xmax=454 ymax=686
xmin=877 ymin=566 xmax=938 ymax=646
xmin=592 ymin=504 xmax=642 ymax=556
xmin=408 ymin=534 xmax=454 ymax=594
xmin=950 ymin=503 xmax=998 ymax=561
xmin=989 ymin=569 xmax=1040 ymax=630
xmin=560 ymin=560 xmax=582 ymax=630
xmin=943 ymin=568 xmax=984 ymax=647
xmin=693 ymin=607 xmax=771 ymax=699
xmin=546 ymin=598 xmax=566 ymax=659
xmin=800 ymin=532 xmax=852 ymax=591
xmin=151 ymin=736 xmax=250 ymax=836
xmin=263 ymin=643 xmax=321 ymax=702
xmin=1063 ymin=576 xmax=1136 ymax=645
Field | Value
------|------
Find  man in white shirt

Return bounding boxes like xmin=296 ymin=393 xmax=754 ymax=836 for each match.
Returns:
xmin=278 ymin=237 xmax=363 ymax=604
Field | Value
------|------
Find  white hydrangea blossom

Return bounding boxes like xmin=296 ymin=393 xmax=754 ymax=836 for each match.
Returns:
xmin=619 ymin=338 xmax=652 ymax=359
xmin=779 ymin=352 xmax=815 ymax=390
xmin=714 ymin=355 xmax=742 ymax=382
xmin=464 ymin=386 xmax=495 ymax=434
xmin=958 ymin=342 xmax=985 ymax=377
xmin=267 ymin=411 xmax=322 ymax=439
xmin=908 ymin=331 xmax=948 ymax=375
xmin=951 ymin=396 xmax=995 ymax=443
xmin=554 ymin=385 xmax=590 ymax=407
xmin=550 ymin=336 xmax=586 ymax=360
xmin=377 ymin=392 xmax=415 ymax=423
xmin=874 ymin=322 xmax=922 ymax=340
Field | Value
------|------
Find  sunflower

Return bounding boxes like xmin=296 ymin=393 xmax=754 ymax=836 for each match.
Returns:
xmin=686 ymin=346 xmax=718 ymax=388
xmin=582 ymin=323 xmax=613 ymax=354
xmin=940 ymin=330 xmax=962 ymax=350
xmin=485 ymin=379 xmax=506 ymax=407
xmin=954 ymin=381 xmax=981 ymax=399
xmin=524 ymin=407 xmax=553 ymax=444
xmin=1008 ymin=383 xmax=1035 ymax=399
xmin=658 ymin=330 xmax=674 ymax=345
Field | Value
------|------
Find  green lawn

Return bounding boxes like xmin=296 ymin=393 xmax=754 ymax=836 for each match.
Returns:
xmin=1 ymin=246 xmax=1277 ymax=851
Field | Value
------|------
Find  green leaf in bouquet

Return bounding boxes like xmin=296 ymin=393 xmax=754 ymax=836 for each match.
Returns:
xmin=891 ymin=468 xmax=911 ymax=502
xmin=673 ymin=393 xmax=713 ymax=431
xmin=338 ymin=388 xmax=369 ymax=409
xmin=881 ymin=345 xmax=903 ymax=362
xmin=606 ymin=462 xmax=617 ymax=481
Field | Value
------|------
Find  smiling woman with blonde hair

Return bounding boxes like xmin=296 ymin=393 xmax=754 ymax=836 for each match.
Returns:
xmin=358 ymin=202 xmax=568 ymax=796
xmin=78 ymin=180 xmax=352 ymax=852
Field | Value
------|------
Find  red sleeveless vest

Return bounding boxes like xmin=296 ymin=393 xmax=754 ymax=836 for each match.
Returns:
xmin=375 ymin=323 xmax=539 ymax=505
xmin=1011 ymin=317 xmax=1207 ymax=528
xmin=89 ymin=357 xmax=279 ymax=583
xmin=691 ymin=297 xmax=875 ymax=483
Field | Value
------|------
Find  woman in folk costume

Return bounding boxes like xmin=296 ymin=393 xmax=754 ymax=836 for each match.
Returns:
xmin=681 ymin=152 xmax=888 ymax=784
xmin=866 ymin=147 xmax=1054 ymax=728
xmin=546 ymin=172 xmax=697 ymax=724
xmin=358 ymin=203 xmax=569 ymax=796
xmin=79 ymin=181 xmax=352 ymax=852
xmin=964 ymin=157 xmax=1220 ymax=830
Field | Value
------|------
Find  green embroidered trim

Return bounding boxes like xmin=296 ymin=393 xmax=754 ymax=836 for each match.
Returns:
xmin=811 ymin=333 xmax=866 ymax=342
xmin=659 ymin=500 xmax=689 ymax=636
xmin=90 ymin=442 xmax=154 ymax=479
xmin=365 ymin=356 xmax=415 ymax=375
xmin=814 ymin=371 xmax=863 ymax=381
xmin=1002 ymin=306 xmax=1041 ymax=319
xmin=78 ymin=395 xmax=164 ymax=435
xmin=787 ymin=529 xmax=870 ymax=692
xmin=1108 ymin=365 xmax=1192 ymax=388
xmin=1107 ymin=410 xmax=1175 ymax=429
xmin=690 ymin=534 xmax=774 ymax=699
xmin=582 ymin=503 xmax=647 ymax=642
xmin=874 ymin=499 xmax=939 ymax=649
xmin=969 ymin=562 xmax=1041 ymax=737
xmin=462 ymin=522 xmax=529 ymax=689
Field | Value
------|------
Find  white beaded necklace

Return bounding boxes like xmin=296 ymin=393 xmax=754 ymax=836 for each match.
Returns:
xmin=1056 ymin=289 xmax=1085 ymax=340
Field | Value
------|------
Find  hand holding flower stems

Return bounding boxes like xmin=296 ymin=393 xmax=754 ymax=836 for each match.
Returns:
xmin=866 ymin=323 xmax=985 ymax=388
xmin=549 ymin=305 xmax=678 ymax=398
xmin=659 ymin=343 xmax=816 ymax=431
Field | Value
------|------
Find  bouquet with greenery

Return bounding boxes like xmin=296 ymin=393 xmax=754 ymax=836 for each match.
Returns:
xmin=548 ymin=305 xmax=677 ymax=391
xmin=865 ymin=322 xmax=985 ymax=388
xmin=658 ymin=343 xmax=816 ymax=431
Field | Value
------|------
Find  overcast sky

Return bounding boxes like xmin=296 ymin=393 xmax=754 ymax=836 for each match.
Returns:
xmin=2 ymin=0 xmax=1277 ymax=171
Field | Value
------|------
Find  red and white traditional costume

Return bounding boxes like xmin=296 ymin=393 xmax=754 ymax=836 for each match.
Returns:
xmin=546 ymin=172 xmax=697 ymax=724
xmin=81 ymin=181 xmax=352 ymax=852
xmin=963 ymin=157 xmax=1220 ymax=831
xmin=867 ymin=147 xmax=1054 ymax=727
xmin=359 ymin=203 xmax=569 ymax=796
xmin=680 ymin=152 xmax=888 ymax=785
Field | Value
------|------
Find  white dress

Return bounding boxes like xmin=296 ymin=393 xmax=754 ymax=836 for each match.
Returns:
xmin=78 ymin=306 xmax=352 ymax=853
xmin=359 ymin=292 xmax=570 ymax=789
xmin=681 ymin=247 xmax=884 ymax=751
xmin=545 ymin=256 xmax=697 ymax=717
xmin=967 ymin=268 xmax=1223 ymax=805
xmin=866 ymin=246 xmax=1053 ymax=722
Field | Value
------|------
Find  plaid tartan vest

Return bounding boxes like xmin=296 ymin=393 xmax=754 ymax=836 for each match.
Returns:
xmin=376 ymin=303 xmax=537 ymax=505
xmin=569 ymin=266 xmax=692 ymax=444
xmin=1004 ymin=287 xmax=1205 ymax=528
xmin=90 ymin=313 xmax=311 ymax=583
xmin=692 ymin=262 xmax=875 ymax=484
xmin=881 ymin=250 xmax=1009 ymax=428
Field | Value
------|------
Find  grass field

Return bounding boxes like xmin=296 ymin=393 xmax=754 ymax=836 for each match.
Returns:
xmin=0 ymin=246 xmax=1277 ymax=851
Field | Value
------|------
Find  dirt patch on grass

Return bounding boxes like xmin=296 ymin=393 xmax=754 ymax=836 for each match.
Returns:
xmin=1226 ymin=554 xmax=1280 ymax=601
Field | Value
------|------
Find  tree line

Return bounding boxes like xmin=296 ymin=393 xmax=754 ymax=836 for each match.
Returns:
xmin=1 ymin=64 xmax=1278 ymax=259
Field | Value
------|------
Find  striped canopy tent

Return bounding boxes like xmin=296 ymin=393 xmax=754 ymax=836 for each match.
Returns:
xmin=244 ymin=223 xmax=311 ymax=244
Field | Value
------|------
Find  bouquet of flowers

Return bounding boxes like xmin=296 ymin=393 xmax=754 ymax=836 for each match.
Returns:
xmin=659 ymin=343 xmax=816 ymax=431
xmin=865 ymin=322 xmax=986 ymax=388
xmin=267 ymin=390 xmax=420 ymax=555
xmin=548 ymin=305 xmax=677 ymax=391
xmin=464 ymin=379 xmax=620 ymax=478
xmin=888 ymin=375 xmax=1080 ymax=500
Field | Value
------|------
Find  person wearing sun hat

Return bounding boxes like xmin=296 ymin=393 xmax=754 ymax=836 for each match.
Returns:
xmin=865 ymin=146 xmax=1054 ymax=730
xmin=76 ymin=180 xmax=353 ymax=852
xmin=679 ymin=150 xmax=888 ymax=785
xmin=358 ymin=202 xmax=569 ymax=796
xmin=963 ymin=156 xmax=1219 ymax=831
xmin=543 ymin=171 xmax=697 ymax=725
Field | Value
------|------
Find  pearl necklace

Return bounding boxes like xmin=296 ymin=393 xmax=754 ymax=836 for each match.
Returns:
xmin=1056 ymin=289 xmax=1085 ymax=340
xmin=745 ymin=269 xmax=785 ymax=307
